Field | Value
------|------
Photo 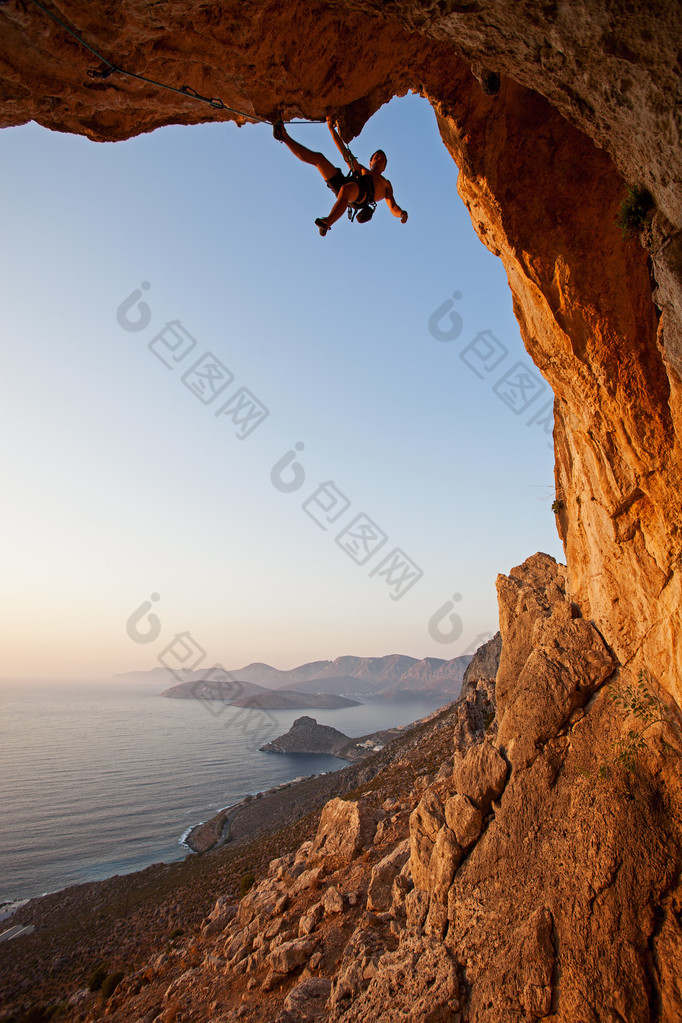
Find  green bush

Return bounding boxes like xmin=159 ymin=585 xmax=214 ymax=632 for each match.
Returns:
xmin=87 ymin=963 xmax=108 ymax=992
xmin=18 ymin=1004 xmax=67 ymax=1023
xmin=239 ymin=872 xmax=256 ymax=898
xmin=616 ymin=185 xmax=654 ymax=238
xmin=551 ymin=499 xmax=564 ymax=514
xmin=169 ymin=926 xmax=184 ymax=940
xmin=600 ymin=669 xmax=681 ymax=778
xmin=100 ymin=970 xmax=124 ymax=1000
xmin=45 ymin=1008 xmax=66 ymax=1021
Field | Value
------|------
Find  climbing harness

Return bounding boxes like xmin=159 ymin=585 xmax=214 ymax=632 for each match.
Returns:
xmin=346 ymin=176 xmax=377 ymax=223
xmin=348 ymin=200 xmax=377 ymax=224
xmin=345 ymin=168 xmax=377 ymax=225
xmin=13 ymin=0 xmax=325 ymax=125
xmin=330 ymin=131 xmax=378 ymax=224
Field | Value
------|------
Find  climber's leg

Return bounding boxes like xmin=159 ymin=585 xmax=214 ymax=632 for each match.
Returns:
xmin=325 ymin=181 xmax=360 ymax=226
xmin=274 ymin=122 xmax=337 ymax=181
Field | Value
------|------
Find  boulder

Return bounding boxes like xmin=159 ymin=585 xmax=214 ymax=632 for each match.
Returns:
xmin=412 ymin=789 xmax=445 ymax=839
xmin=298 ymin=902 xmax=324 ymax=936
xmin=292 ymin=866 xmax=324 ymax=895
xmin=451 ymin=740 xmax=508 ymax=812
xmin=409 ymin=789 xmax=446 ymax=889
xmin=308 ymin=798 xmax=377 ymax=871
xmin=224 ymin=917 xmax=260 ymax=966
xmin=428 ymin=826 xmax=463 ymax=901
xmin=366 ymin=839 xmax=410 ymax=913
xmin=281 ymin=977 xmax=333 ymax=1022
xmin=236 ymin=877 xmax=285 ymax=926
xmin=267 ymin=937 xmax=318 ymax=976
xmin=202 ymin=896 xmax=238 ymax=936
xmin=295 ymin=840 xmax=314 ymax=863
xmin=261 ymin=969 xmax=288 ymax=992
xmin=444 ymin=793 xmax=483 ymax=849
xmin=269 ymin=853 xmax=295 ymax=878
xmin=322 ymin=886 xmax=345 ymax=915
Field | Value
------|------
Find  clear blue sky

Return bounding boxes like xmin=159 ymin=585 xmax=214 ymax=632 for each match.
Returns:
xmin=0 ymin=92 xmax=562 ymax=679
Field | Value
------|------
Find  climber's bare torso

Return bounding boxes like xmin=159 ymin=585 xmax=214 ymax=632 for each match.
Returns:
xmin=353 ymin=163 xmax=394 ymax=204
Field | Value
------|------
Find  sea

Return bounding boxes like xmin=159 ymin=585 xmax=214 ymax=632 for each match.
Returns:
xmin=0 ymin=677 xmax=446 ymax=908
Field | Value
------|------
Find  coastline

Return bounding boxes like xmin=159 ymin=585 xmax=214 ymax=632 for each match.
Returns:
xmin=181 ymin=770 xmax=339 ymax=853
xmin=2 ymin=702 xmax=450 ymax=918
xmin=0 ymin=772 xmax=341 ymax=918
xmin=0 ymin=698 xmax=463 ymax=1015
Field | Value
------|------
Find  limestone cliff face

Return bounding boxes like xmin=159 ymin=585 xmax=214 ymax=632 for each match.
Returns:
xmin=3 ymin=0 xmax=680 ymax=703
xmin=437 ymin=77 xmax=681 ymax=703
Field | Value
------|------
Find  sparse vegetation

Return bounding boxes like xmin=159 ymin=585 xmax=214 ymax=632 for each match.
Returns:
xmin=600 ymin=669 xmax=681 ymax=778
xmin=168 ymin=927 xmax=184 ymax=940
xmin=100 ymin=970 xmax=124 ymax=999
xmin=551 ymin=499 xmax=564 ymax=514
xmin=239 ymin=872 xmax=256 ymax=898
xmin=10 ymin=1005 xmax=67 ymax=1023
xmin=616 ymin=184 xmax=655 ymax=238
xmin=87 ymin=963 xmax=108 ymax=992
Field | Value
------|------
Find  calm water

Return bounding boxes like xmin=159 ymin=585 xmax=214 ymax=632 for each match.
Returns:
xmin=0 ymin=678 xmax=444 ymax=903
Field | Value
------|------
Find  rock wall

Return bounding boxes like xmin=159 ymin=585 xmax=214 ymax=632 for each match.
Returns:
xmin=406 ymin=555 xmax=682 ymax=1022
xmin=436 ymin=75 xmax=681 ymax=703
xmin=2 ymin=0 xmax=680 ymax=703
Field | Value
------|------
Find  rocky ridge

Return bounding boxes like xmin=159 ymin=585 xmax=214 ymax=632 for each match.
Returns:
xmin=153 ymin=652 xmax=471 ymax=702
xmin=4 ymin=555 xmax=679 ymax=1022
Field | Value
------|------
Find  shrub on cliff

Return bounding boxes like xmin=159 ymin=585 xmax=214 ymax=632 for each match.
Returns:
xmin=100 ymin=970 xmax=124 ymax=999
xmin=616 ymin=185 xmax=654 ymax=237
xmin=600 ymin=669 xmax=681 ymax=778
xmin=14 ymin=1005 xmax=66 ymax=1022
xmin=239 ymin=872 xmax=256 ymax=897
xmin=87 ymin=963 xmax=108 ymax=992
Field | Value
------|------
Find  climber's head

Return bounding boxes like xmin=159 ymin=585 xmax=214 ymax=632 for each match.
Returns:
xmin=370 ymin=150 xmax=387 ymax=172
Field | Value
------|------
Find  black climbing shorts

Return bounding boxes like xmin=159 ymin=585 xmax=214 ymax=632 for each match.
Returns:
xmin=325 ymin=169 xmax=373 ymax=206
xmin=325 ymin=168 xmax=348 ymax=195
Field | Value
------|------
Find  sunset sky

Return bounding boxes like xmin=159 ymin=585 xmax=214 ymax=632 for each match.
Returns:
xmin=0 ymin=93 xmax=562 ymax=680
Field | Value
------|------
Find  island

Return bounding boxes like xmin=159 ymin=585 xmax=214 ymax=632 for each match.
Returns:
xmin=258 ymin=715 xmax=403 ymax=762
xmin=161 ymin=678 xmax=359 ymax=710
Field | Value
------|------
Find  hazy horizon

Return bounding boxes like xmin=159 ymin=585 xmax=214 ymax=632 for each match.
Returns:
xmin=0 ymin=645 xmax=477 ymax=685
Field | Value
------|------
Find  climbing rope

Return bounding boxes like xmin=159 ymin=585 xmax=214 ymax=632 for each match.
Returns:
xmin=17 ymin=0 xmax=325 ymax=125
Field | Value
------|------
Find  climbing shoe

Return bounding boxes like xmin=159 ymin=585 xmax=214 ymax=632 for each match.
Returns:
xmin=315 ymin=218 xmax=330 ymax=237
xmin=273 ymin=121 xmax=286 ymax=142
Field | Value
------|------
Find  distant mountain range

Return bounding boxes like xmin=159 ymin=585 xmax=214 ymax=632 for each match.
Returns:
xmin=118 ymin=653 xmax=472 ymax=706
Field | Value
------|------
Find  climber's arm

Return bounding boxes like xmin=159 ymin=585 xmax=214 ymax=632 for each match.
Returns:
xmin=384 ymin=182 xmax=408 ymax=223
xmin=327 ymin=117 xmax=357 ymax=171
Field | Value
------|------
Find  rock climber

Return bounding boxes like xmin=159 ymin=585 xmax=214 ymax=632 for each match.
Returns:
xmin=273 ymin=116 xmax=408 ymax=236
